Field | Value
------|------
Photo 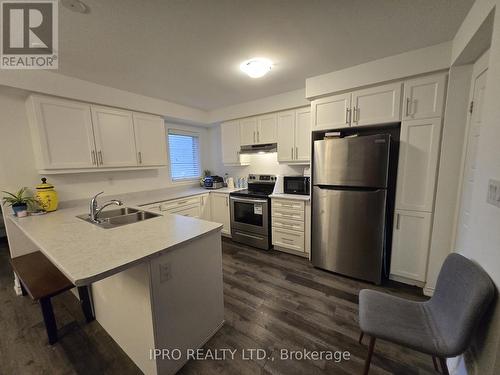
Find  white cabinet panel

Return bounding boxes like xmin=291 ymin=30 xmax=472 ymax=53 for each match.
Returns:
xmin=27 ymin=96 xmax=97 ymax=169
xmin=295 ymin=107 xmax=311 ymax=162
xmin=211 ymin=193 xmax=230 ymax=235
xmin=352 ymin=82 xmax=402 ymax=126
xmin=311 ymin=93 xmax=351 ymax=131
xmin=277 ymin=110 xmax=295 ymax=162
xmin=91 ymin=106 xmax=138 ymax=167
xmin=240 ymin=117 xmax=257 ymax=146
xmin=395 ymin=118 xmax=442 ymax=212
xmin=403 ymin=74 xmax=446 ymax=120
xmin=200 ymin=194 xmax=211 ymax=220
xmin=133 ymin=113 xmax=167 ymax=166
xmin=390 ymin=210 xmax=432 ymax=282
xmin=272 ymin=227 xmax=304 ymax=252
xmin=221 ymin=120 xmax=244 ymax=165
xmin=256 ymin=113 xmax=277 ymax=144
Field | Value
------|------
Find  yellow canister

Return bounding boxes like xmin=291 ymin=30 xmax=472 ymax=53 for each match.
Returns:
xmin=36 ymin=178 xmax=59 ymax=212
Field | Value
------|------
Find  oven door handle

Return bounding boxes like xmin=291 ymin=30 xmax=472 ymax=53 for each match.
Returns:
xmin=229 ymin=197 xmax=268 ymax=204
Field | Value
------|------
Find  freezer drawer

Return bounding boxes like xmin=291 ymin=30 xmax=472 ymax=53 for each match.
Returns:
xmin=311 ymin=186 xmax=387 ymax=284
xmin=313 ymin=134 xmax=390 ymax=188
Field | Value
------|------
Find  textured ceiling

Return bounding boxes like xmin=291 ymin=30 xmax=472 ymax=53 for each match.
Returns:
xmin=57 ymin=0 xmax=474 ymax=110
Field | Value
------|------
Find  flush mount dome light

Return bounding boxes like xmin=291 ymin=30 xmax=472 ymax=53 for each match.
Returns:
xmin=240 ymin=58 xmax=273 ymax=78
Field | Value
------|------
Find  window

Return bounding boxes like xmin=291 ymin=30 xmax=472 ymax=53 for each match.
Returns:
xmin=167 ymin=129 xmax=201 ymax=181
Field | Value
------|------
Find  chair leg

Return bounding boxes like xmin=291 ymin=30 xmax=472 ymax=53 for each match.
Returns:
xmin=432 ymin=356 xmax=440 ymax=373
xmin=363 ymin=336 xmax=376 ymax=375
xmin=439 ymin=358 xmax=449 ymax=375
xmin=78 ymin=286 xmax=95 ymax=322
xmin=40 ymin=297 xmax=57 ymax=345
xmin=359 ymin=331 xmax=364 ymax=344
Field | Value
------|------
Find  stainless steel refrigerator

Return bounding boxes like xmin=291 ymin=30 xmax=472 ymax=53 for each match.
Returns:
xmin=311 ymin=134 xmax=391 ymax=284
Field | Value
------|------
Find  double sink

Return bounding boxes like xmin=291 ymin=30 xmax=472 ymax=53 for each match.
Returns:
xmin=77 ymin=207 xmax=160 ymax=229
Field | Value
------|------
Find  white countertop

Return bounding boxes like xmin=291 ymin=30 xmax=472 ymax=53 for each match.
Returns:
xmin=8 ymin=203 xmax=222 ymax=287
xmin=269 ymin=193 xmax=311 ymax=201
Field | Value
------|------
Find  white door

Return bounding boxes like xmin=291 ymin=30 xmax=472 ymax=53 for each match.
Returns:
xmin=311 ymin=93 xmax=351 ymax=131
xmin=133 ymin=113 xmax=167 ymax=166
xmin=200 ymin=194 xmax=211 ymax=220
xmin=210 ymin=193 xmax=230 ymax=235
xmin=295 ymin=107 xmax=311 ymax=162
xmin=403 ymin=74 xmax=446 ymax=120
xmin=91 ymin=106 xmax=138 ymax=167
xmin=352 ymin=82 xmax=402 ymax=126
xmin=240 ymin=117 xmax=257 ymax=146
xmin=395 ymin=117 xmax=442 ymax=212
xmin=221 ymin=120 xmax=241 ymax=164
xmin=256 ymin=113 xmax=277 ymax=144
xmin=455 ymin=68 xmax=488 ymax=251
xmin=29 ymin=96 xmax=97 ymax=169
xmin=277 ymin=110 xmax=295 ymax=162
xmin=390 ymin=210 xmax=432 ymax=282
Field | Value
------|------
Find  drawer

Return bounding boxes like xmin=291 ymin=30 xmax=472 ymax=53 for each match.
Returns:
xmin=167 ymin=204 xmax=201 ymax=218
xmin=159 ymin=196 xmax=201 ymax=211
xmin=272 ymin=207 xmax=305 ymax=221
xmin=272 ymin=217 xmax=305 ymax=232
xmin=272 ymin=227 xmax=304 ymax=252
xmin=272 ymin=199 xmax=305 ymax=211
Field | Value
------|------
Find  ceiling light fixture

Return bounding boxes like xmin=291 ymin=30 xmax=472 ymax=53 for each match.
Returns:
xmin=240 ymin=58 xmax=273 ymax=78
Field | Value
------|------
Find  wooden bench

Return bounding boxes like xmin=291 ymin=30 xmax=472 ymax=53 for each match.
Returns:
xmin=10 ymin=251 xmax=94 ymax=345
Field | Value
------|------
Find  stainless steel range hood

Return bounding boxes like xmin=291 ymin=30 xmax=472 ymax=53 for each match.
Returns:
xmin=240 ymin=143 xmax=277 ymax=154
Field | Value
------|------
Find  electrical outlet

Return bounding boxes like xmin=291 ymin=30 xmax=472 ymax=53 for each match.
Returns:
xmin=487 ymin=179 xmax=500 ymax=208
xmin=159 ymin=263 xmax=171 ymax=283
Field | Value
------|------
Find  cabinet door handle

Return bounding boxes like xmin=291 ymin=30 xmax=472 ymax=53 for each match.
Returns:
xmin=98 ymin=151 xmax=103 ymax=165
xmin=353 ymin=107 xmax=358 ymax=122
xmin=138 ymin=151 xmax=142 ymax=164
xmin=345 ymin=108 xmax=350 ymax=124
xmin=91 ymin=150 xmax=96 ymax=165
xmin=253 ymin=131 xmax=256 ymax=143
xmin=406 ymin=97 xmax=411 ymax=117
xmin=291 ymin=147 xmax=294 ymax=159
xmin=396 ymin=213 xmax=400 ymax=230
xmin=295 ymin=147 xmax=298 ymax=159
xmin=226 ymin=197 xmax=228 ymax=206
xmin=257 ymin=130 xmax=260 ymax=142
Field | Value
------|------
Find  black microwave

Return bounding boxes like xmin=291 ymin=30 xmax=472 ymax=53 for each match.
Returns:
xmin=283 ymin=176 xmax=310 ymax=195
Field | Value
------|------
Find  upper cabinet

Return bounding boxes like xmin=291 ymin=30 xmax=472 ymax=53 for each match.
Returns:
xmin=311 ymin=93 xmax=351 ymax=131
xmin=133 ymin=113 xmax=168 ymax=166
xmin=221 ymin=120 xmax=248 ymax=166
xmin=26 ymin=95 xmax=167 ymax=173
xmin=310 ymin=82 xmax=401 ymax=131
xmin=91 ymin=106 xmax=138 ymax=168
xmin=351 ymin=82 xmax=402 ymax=127
xmin=239 ymin=114 xmax=277 ymax=146
xmin=277 ymin=107 xmax=311 ymax=163
xmin=403 ymin=74 xmax=446 ymax=120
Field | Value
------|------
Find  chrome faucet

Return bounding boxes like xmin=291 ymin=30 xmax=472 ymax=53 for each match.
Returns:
xmin=89 ymin=192 xmax=123 ymax=223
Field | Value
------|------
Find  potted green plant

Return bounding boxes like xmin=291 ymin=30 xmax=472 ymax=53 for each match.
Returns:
xmin=2 ymin=187 xmax=39 ymax=216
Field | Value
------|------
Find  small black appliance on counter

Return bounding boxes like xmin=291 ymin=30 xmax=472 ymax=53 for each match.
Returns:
xmin=283 ymin=176 xmax=310 ymax=195
xmin=204 ymin=176 xmax=224 ymax=189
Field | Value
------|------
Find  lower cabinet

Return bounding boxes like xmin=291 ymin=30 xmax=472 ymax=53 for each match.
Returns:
xmin=271 ymin=198 xmax=310 ymax=257
xmin=390 ymin=210 xmax=433 ymax=283
xmin=200 ymin=193 xmax=211 ymax=220
xmin=210 ymin=193 xmax=231 ymax=236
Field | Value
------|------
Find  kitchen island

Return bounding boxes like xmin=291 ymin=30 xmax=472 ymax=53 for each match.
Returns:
xmin=7 ymin=204 xmax=224 ymax=375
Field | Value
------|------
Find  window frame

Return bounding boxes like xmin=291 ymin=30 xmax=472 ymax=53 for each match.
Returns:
xmin=167 ymin=128 xmax=202 ymax=184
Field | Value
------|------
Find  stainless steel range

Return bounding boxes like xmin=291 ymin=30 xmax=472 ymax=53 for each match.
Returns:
xmin=230 ymin=174 xmax=276 ymax=250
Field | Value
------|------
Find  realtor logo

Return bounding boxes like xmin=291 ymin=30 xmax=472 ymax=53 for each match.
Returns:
xmin=1 ymin=0 xmax=58 ymax=69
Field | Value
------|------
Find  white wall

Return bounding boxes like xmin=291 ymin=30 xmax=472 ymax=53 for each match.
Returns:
xmin=0 ymin=86 xmax=211 ymax=202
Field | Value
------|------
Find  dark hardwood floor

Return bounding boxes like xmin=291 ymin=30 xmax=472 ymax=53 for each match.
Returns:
xmin=0 ymin=236 xmax=435 ymax=375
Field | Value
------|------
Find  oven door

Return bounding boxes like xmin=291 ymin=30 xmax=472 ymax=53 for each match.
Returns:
xmin=230 ymin=196 xmax=268 ymax=235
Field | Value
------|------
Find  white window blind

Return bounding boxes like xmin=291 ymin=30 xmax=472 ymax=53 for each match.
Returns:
xmin=168 ymin=130 xmax=201 ymax=181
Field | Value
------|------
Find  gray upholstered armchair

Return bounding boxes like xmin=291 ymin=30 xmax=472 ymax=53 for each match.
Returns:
xmin=358 ymin=253 xmax=495 ymax=374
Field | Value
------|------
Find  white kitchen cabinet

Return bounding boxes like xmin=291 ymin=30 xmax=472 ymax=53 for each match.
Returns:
xmin=211 ymin=193 xmax=231 ymax=236
xmin=395 ymin=117 xmax=442 ymax=212
xmin=132 ymin=113 xmax=167 ymax=166
xmin=271 ymin=198 xmax=308 ymax=256
xmin=91 ymin=106 xmax=138 ymax=167
xmin=277 ymin=107 xmax=310 ymax=163
xmin=256 ymin=113 xmax=277 ymax=144
xmin=200 ymin=193 xmax=211 ymax=220
xmin=390 ymin=210 xmax=432 ymax=283
xmin=351 ymin=82 xmax=402 ymax=126
xmin=311 ymin=92 xmax=351 ymax=131
xmin=26 ymin=95 xmax=97 ymax=170
xmin=221 ymin=120 xmax=248 ymax=165
xmin=240 ymin=117 xmax=258 ymax=146
xmin=403 ymin=74 xmax=446 ymax=120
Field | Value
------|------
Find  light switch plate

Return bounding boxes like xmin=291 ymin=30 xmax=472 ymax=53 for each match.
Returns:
xmin=159 ymin=263 xmax=171 ymax=283
xmin=487 ymin=179 xmax=500 ymax=208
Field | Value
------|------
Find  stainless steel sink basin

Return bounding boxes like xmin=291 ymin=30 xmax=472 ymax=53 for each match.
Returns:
xmin=76 ymin=207 xmax=161 ymax=229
